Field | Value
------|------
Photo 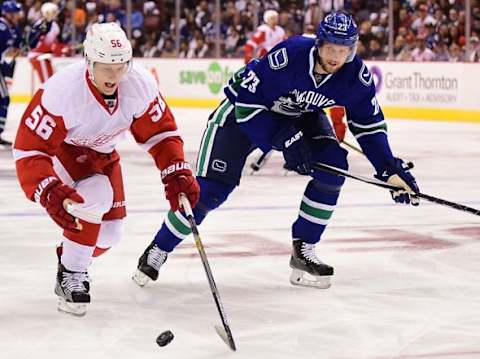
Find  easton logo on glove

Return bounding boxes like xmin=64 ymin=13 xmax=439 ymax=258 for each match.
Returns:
xmin=284 ymin=130 xmax=303 ymax=148
xmin=161 ymin=162 xmax=192 ymax=179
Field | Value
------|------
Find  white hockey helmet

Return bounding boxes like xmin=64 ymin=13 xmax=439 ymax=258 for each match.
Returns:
xmin=263 ymin=9 xmax=279 ymax=24
xmin=41 ymin=2 xmax=59 ymax=21
xmin=83 ymin=23 xmax=133 ymax=78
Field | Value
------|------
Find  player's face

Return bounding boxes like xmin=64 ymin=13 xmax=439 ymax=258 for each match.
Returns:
xmin=92 ymin=62 xmax=129 ymax=95
xmin=6 ymin=12 xmax=22 ymax=25
xmin=267 ymin=16 xmax=278 ymax=27
xmin=317 ymin=42 xmax=351 ymax=74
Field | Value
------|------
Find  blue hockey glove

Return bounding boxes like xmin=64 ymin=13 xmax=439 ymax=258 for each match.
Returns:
xmin=375 ymin=158 xmax=420 ymax=206
xmin=272 ymin=127 xmax=312 ymax=175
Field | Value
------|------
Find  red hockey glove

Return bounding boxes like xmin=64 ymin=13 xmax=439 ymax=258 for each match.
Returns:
xmin=161 ymin=162 xmax=200 ymax=212
xmin=36 ymin=177 xmax=84 ymax=230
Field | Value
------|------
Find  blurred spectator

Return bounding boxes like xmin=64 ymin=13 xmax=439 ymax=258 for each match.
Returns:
xmin=100 ymin=0 xmax=124 ymax=25
xmin=359 ymin=21 xmax=376 ymax=52
xmin=398 ymin=8 xmax=412 ymax=29
xmin=9 ymin=0 xmax=477 ymax=61
xmin=143 ymin=1 xmax=160 ymax=33
xmin=448 ymin=24 xmax=461 ymax=45
xmin=473 ymin=4 xmax=480 ymax=32
xmin=73 ymin=7 xmax=87 ymax=30
xmin=432 ymin=41 xmax=450 ymax=61
xmin=225 ymin=25 xmax=240 ymax=57
xmin=188 ymin=29 xmax=205 ymax=55
xmin=411 ymin=4 xmax=435 ymax=39
xmin=355 ymin=40 xmax=367 ymax=58
xmin=161 ymin=38 xmax=177 ymax=58
xmin=178 ymin=41 xmax=189 ymax=58
xmin=320 ymin=0 xmax=344 ymax=13
xmin=448 ymin=42 xmax=464 ymax=62
xmin=304 ymin=0 xmax=323 ymax=28
xmin=435 ymin=23 xmax=452 ymax=46
xmin=467 ymin=36 xmax=480 ymax=62
xmin=187 ymin=36 xmax=210 ymax=58
xmin=286 ymin=2 xmax=304 ymax=35
xmin=27 ymin=1 xmax=42 ymax=25
xmin=448 ymin=8 xmax=459 ymax=27
xmin=142 ymin=39 xmax=160 ymax=57
xmin=235 ymin=0 xmax=247 ymax=12
xmin=393 ymin=35 xmax=411 ymax=61
xmin=195 ymin=1 xmax=211 ymax=29
xmin=411 ymin=36 xmax=435 ymax=61
xmin=263 ymin=0 xmax=280 ymax=11
xmin=367 ymin=38 xmax=386 ymax=60
xmin=432 ymin=8 xmax=446 ymax=25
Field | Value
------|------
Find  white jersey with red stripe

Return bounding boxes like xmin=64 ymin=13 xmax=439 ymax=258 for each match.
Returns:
xmin=244 ymin=24 xmax=285 ymax=62
xmin=28 ymin=20 xmax=60 ymax=58
xmin=14 ymin=62 xmax=184 ymax=201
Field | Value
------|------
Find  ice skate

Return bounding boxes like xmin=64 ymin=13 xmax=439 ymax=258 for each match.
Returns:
xmin=55 ymin=263 xmax=90 ymax=316
xmin=289 ymin=239 xmax=333 ymax=289
xmin=132 ymin=241 xmax=168 ymax=287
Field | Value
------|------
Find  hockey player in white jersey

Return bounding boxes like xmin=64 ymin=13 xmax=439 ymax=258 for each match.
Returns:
xmin=14 ymin=23 xmax=200 ymax=316
xmin=243 ymin=9 xmax=285 ymax=63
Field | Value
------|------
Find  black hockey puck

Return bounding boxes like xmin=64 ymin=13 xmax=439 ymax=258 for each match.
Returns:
xmin=156 ymin=330 xmax=174 ymax=347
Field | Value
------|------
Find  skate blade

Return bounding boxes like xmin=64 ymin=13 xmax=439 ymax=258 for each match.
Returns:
xmin=289 ymin=269 xmax=332 ymax=289
xmin=132 ymin=269 xmax=150 ymax=287
xmin=57 ymin=297 xmax=87 ymax=316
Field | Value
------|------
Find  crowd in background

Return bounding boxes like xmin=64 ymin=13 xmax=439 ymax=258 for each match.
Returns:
xmin=10 ymin=0 xmax=480 ymax=61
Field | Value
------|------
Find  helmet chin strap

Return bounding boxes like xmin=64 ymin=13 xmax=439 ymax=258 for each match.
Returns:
xmin=86 ymin=59 xmax=95 ymax=82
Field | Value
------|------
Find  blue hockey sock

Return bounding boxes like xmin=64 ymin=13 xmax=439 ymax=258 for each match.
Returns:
xmin=154 ymin=177 xmax=235 ymax=252
xmin=292 ymin=179 xmax=342 ymax=244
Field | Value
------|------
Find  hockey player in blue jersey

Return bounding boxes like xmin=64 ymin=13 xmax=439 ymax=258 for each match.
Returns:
xmin=0 ymin=0 xmax=22 ymax=147
xmin=133 ymin=11 xmax=420 ymax=289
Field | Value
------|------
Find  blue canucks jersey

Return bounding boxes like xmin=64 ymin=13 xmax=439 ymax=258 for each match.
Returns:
xmin=224 ymin=35 xmax=394 ymax=173
xmin=0 ymin=17 xmax=22 ymax=76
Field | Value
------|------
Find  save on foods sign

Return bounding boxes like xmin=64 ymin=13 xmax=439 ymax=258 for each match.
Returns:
xmin=139 ymin=58 xmax=243 ymax=99
xmin=179 ymin=61 xmax=232 ymax=94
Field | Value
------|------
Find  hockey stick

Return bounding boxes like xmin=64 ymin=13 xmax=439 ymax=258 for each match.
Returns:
xmin=341 ymin=140 xmax=364 ymax=155
xmin=249 ymin=150 xmax=273 ymax=174
xmin=249 ymin=139 xmax=362 ymax=175
xmin=313 ymin=162 xmax=480 ymax=217
xmin=178 ymin=194 xmax=237 ymax=351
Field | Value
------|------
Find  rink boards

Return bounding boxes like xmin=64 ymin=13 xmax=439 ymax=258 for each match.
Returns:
xmin=7 ymin=57 xmax=480 ymax=123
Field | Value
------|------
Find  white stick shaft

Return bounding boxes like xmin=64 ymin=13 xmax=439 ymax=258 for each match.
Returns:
xmin=178 ymin=193 xmax=193 ymax=217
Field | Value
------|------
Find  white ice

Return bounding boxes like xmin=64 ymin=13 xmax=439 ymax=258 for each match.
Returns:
xmin=1 ymin=104 xmax=479 ymax=359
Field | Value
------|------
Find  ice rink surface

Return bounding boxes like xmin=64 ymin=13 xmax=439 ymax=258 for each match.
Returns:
xmin=0 ymin=104 xmax=479 ymax=359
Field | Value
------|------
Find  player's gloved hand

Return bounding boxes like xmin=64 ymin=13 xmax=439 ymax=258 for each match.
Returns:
xmin=37 ymin=178 xmax=85 ymax=230
xmin=272 ymin=126 xmax=313 ymax=175
xmin=161 ymin=162 xmax=200 ymax=212
xmin=375 ymin=158 xmax=420 ymax=206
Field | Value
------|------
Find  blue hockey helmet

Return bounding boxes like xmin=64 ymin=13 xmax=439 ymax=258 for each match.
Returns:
xmin=316 ymin=11 xmax=359 ymax=62
xmin=1 ymin=0 xmax=22 ymax=14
